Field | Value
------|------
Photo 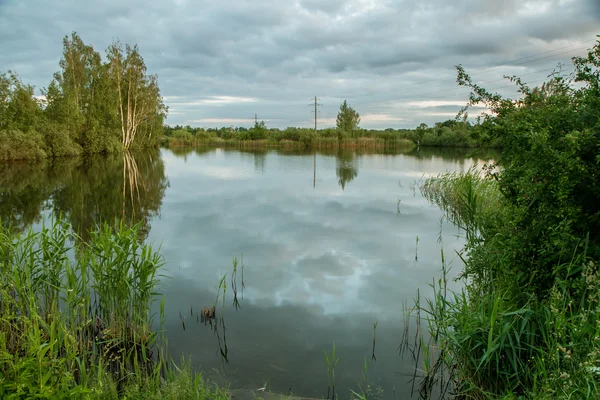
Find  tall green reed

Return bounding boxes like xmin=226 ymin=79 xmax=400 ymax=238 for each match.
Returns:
xmin=0 ymin=217 xmax=164 ymax=397
xmin=324 ymin=342 xmax=340 ymax=399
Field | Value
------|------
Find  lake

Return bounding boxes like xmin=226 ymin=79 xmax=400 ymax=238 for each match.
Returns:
xmin=0 ymin=146 xmax=498 ymax=399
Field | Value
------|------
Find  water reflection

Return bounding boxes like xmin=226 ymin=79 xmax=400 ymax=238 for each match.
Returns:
xmin=0 ymin=150 xmax=168 ymax=240
xmin=0 ymin=145 xmax=501 ymax=399
xmin=0 ymin=160 xmax=62 ymax=232
xmin=160 ymin=278 xmax=413 ymax=399
xmin=335 ymin=150 xmax=359 ymax=190
xmin=409 ymin=146 xmax=499 ymax=162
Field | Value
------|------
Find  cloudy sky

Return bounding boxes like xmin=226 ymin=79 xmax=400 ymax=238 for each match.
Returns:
xmin=0 ymin=0 xmax=598 ymax=129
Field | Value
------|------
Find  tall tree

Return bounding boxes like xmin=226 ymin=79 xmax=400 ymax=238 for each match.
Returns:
xmin=336 ymin=100 xmax=361 ymax=134
xmin=0 ymin=71 xmax=41 ymax=132
xmin=107 ymin=41 xmax=166 ymax=150
xmin=45 ymin=33 xmax=103 ymax=141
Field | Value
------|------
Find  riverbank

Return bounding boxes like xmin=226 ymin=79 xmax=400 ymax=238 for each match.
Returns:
xmin=405 ymin=40 xmax=600 ymax=399
xmin=0 ymin=128 xmax=162 ymax=162
xmin=162 ymin=120 xmax=502 ymax=150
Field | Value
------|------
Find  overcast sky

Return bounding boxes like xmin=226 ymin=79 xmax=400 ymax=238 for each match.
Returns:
xmin=1 ymin=0 xmax=598 ymax=129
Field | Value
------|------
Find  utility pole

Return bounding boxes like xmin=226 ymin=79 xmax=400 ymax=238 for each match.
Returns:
xmin=254 ymin=113 xmax=258 ymax=125
xmin=314 ymin=97 xmax=322 ymax=131
xmin=314 ymin=97 xmax=317 ymax=131
xmin=309 ymin=97 xmax=322 ymax=131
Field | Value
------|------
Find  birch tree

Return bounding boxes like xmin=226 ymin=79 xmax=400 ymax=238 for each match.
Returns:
xmin=107 ymin=41 xmax=166 ymax=149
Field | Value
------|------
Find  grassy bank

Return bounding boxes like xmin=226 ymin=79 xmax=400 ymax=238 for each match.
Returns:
xmin=411 ymin=172 xmax=600 ymax=399
xmin=0 ymin=219 xmax=227 ymax=399
xmin=404 ymin=39 xmax=600 ymax=399
xmin=164 ymin=136 xmax=416 ymax=151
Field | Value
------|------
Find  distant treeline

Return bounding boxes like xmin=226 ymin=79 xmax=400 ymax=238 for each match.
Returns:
xmin=163 ymin=119 xmax=502 ymax=149
xmin=0 ymin=32 xmax=166 ymax=161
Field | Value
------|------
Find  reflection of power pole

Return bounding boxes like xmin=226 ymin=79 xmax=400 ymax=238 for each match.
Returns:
xmin=313 ymin=153 xmax=316 ymax=188
xmin=308 ymin=97 xmax=321 ymax=188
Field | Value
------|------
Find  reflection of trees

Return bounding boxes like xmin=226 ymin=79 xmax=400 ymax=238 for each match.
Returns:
xmin=169 ymin=146 xmax=194 ymax=160
xmin=0 ymin=151 xmax=168 ymax=240
xmin=169 ymin=146 xmax=215 ymax=160
xmin=253 ymin=151 xmax=266 ymax=174
xmin=335 ymin=150 xmax=358 ymax=190
xmin=0 ymin=160 xmax=70 ymax=232
xmin=408 ymin=147 xmax=501 ymax=162
xmin=52 ymin=150 xmax=168 ymax=241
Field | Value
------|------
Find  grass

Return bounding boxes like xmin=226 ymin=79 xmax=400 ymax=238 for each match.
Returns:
xmin=324 ymin=343 xmax=339 ymax=400
xmin=0 ymin=217 xmax=228 ymax=399
xmin=404 ymin=172 xmax=600 ymax=399
xmin=419 ymin=166 xmax=505 ymax=242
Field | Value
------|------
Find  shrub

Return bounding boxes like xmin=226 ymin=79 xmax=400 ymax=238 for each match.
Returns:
xmin=0 ymin=129 xmax=46 ymax=160
xmin=405 ymin=37 xmax=600 ymax=399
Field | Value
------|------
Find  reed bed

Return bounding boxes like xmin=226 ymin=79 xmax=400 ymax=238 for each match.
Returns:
xmin=164 ymin=137 xmax=415 ymax=151
xmin=404 ymin=171 xmax=600 ymax=399
xmin=420 ymin=167 xmax=505 ymax=241
xmin=0 ymin=218 xmax=227 ymax=399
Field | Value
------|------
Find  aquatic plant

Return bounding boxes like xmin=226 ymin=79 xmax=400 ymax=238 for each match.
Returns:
xmin=0 ymin=217 xmax=226 ymax=398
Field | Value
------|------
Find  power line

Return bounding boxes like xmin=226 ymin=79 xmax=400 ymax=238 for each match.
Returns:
xmin=173 ymin=39 xmax=596 ymax=127
xmin=349 ymin=66 xmax=559 ymax=108
xmin=332 ymin=41 xmax=594 ymax=101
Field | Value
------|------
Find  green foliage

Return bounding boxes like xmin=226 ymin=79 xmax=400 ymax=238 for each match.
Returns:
xmin=0 ymin=32 xmax=166 ymax=161
xmin=162 ymin=118 xmax=489 ymax=151
xmin=97 ymin=360 xmax=229 ymax=399
xmin=106 ymin=39 xmax=166 ymax=150
xmin=164 ymin=125 xmax=417 ymax=151
xmin=336 ymin=100 xmax=361 ymax=136
xmin=40 ymin=121 xmax=83 ymax=157
xmin=0 ymin=71 xmax=42 ymax=133
xmin=421 ymin=168 xmax=506 ymax=242
xmin=299 ymin=129 xmax=317 ymax=147
xmin=247 ymin=120 xmax=268 ymax=140
xmin=0 ymin=129 xmax=47 ymax=161
xmin=171 ymin=129 xmax=194 ymax=142
xmin=324 ymin=342 xmax=340 ymax=400
xmin=455 ymin=37 xmax=600 ymax=296
xmin=408 ymin=37 xmax=600 ymax=399
xmin=0 ymin=219 xmax=227 ymax=399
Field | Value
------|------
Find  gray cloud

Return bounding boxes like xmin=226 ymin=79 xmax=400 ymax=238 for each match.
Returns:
xmin=0 ymin=0 xmax=597 ymax=128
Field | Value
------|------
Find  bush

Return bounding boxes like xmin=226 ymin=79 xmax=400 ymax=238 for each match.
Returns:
xmin=171 ymin=129 xmax=194 ymax=142
xmin=0 ymin=129 xmax=47 ymax=160
xmin=282 ymin=127 xmax=302 ymax=141
xmin=41 ymin=122 xmax=83 ymax=157
xmin=299 ymin=130 xmax=316 ymax=147
xmin=406 ymin=38 xmax=600 ymax=399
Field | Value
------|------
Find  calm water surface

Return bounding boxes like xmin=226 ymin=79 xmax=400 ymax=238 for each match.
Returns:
xmin=0 ymin=146 xmax=498 ymax=399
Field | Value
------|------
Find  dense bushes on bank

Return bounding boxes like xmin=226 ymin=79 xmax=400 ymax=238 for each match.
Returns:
xmin=163 ymin=119 xmax=490 ymax=149
xmin=411 ymin=37 xmax=600 ymax=399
